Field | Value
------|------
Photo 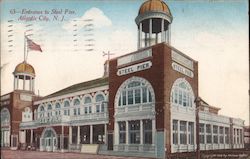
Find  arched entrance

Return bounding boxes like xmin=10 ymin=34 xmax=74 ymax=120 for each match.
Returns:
xmin=40 ymin=128 xmax=57 ymax=152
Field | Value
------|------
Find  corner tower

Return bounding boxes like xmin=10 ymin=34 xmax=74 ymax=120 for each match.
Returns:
xmin=135 ymin=0 xmax=173 ymax=49
xmin=13 ymin=61 xmax=35 ymax=93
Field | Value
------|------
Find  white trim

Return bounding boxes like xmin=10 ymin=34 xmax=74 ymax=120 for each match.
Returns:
xmin=34 ymin=85 xmax=108 ymax=105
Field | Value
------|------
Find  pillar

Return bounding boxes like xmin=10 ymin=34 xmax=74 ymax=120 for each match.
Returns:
xmin=31 ymin=129 xmax=33 ymax=144
xmin=77 ymin=126 xmax=80 ymax=144
xmin=140 ymin=120 xmax=143 ymax=145
xmin=69 ymin=126 xmax=72 ymax=144
xmin=61 ymin=125 xmax=64 ymax=151
xmin=104 ymin=124 xmax=107 ymax=144
xmin=23 ymin=75 xmax=26 ymax=90
xmin=16 ymin=75 xmax=19 ymax=89
xmin=161 ymin=19 xmax=165 ymax=42
xmin=149 ymin=18 xmax=152 ymax=46
xmin=126 ymin=121 xmax=129 ymax=144
xmin=152 ymin=119 xmax=155 ymax=145
xmin=186 ymin=122 xmax=189 ymax=145
xmin=177 ymin=120 xmax=180 ymax=145
xmin=90 ymin=125 xmax=93 ymax=144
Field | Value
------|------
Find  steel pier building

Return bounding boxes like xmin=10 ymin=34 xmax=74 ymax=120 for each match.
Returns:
xmin=1 ymin=0 xmax=245 ymax=158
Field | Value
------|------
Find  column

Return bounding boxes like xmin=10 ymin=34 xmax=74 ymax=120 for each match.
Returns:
xmin=140 ymin=120 xmax=143 ymax=145
xmin=90 ymin=125 xmax=93 ymax=144
xmin=152 ymin=119 xmax=155 ymax=145
xmin=149 ymin=18 xmax=152 ymax=46
xmin=31 ymin=129 xmax=33 ymax=144
xmin=126 ymin=121 xmax=129 ymax=144
xmin=32 ymin=79 xmax=35 ymax=92
xmin=186 ymin=122 xmax=189 ymax=146
xmin=104 ymin=124 xmax=107 ymax=144
xmin=69 ymin=126 xmax=72 ymax=144
xmin=61 ymin=125 xmax=64 ymax=151
xmin=177 ymin=120 xmax=180 ymax=145
xmin=17 ymin=76 xmax=19 ymax=89
xmin=161 ymin=19 xmax=165 ymax=42
xmin=139 ymin=23 xmax=142 ymax=48
xmin=23 ymin=75 xmax=26 ymax=90
xmin=14 ymin=77 xmax=16 ymax=90
xmin=77 ymin=126 xmax=80 ymax=144
xmin=168 ymin=25 xmax=171 ymax=45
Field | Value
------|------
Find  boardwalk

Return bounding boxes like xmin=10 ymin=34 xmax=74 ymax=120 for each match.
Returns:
xmin=1 ymin=150 xmax=150 ymax=159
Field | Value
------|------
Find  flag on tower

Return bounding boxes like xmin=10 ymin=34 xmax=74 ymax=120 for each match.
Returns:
xmin=26 ymin=36 xmax=42 ymax=52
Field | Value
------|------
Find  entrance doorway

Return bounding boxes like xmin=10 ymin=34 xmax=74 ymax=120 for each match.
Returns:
xmin=41 ymin=128 xmax=57 ymax=152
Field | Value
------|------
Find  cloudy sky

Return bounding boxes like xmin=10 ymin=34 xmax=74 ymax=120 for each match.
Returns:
xmin=1 ymin=0 xmax=249 ymax=125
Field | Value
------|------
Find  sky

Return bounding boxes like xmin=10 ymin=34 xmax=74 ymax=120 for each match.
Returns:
xmin=1 ymin=0 xmax=249 ymax=125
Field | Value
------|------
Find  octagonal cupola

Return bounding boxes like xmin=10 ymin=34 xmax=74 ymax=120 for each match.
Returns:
xmin=13 ymin=61 xmax=35 ymax=92
xmin=135 ymin=0 xmax=173 ymax=49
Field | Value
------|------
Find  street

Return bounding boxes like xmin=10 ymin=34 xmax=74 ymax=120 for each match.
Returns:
xmin=1 ymin=150 xmax=151 ymax=159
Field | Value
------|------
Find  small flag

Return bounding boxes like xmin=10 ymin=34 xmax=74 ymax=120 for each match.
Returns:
xmin=26 ymin=36 xmax=42 ymax=52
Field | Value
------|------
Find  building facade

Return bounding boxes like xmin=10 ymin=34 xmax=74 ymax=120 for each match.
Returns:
xmin=1 ymin=0 xmax=245 ymax=158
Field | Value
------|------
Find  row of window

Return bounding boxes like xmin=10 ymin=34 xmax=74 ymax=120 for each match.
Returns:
xmin=199 ymin=124 xmax=243 ymax=144
xmin=118 ymin=81 xmax=152 ymax=106
xmin=38 ymin=94 xmax=105 ymax=112
xmin=172 ymin=120 xmax=194 ymax=145
xmin=171 ymin=82 xmax=194 ymax=107
xmin=38 ymin=103 xmax=106 ymax=119
xmin=118 ymin=119 xmax=152 ymax=144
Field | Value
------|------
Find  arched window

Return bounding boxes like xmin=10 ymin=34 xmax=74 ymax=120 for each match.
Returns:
xmin=73 ymin=98 xmax=81 ymax=116
xmin=39 ymin=105 xmax=45 ymax=118
xmin=84 ymin=96 xmax=92 ymax=104
xmin=64 ymin=100 xmax=70 ymax=116
xmin=83 ymin=96 xmax=92 ymax=114
xmin=55 ymin=103 xmax=61 ymax=116
xmin=117 ymin=79 xmax=153 ymax=107
xmin=171 ymin=78 xmax=194 ymax=107
xmin=73 ymin=99 xmax=80 ymax=106
xmin=47 ymin=104 xmax=53 ymax=117
xmin=95 ymin=94 xmax=105 ymax=113
xmin=1 ymin=108 xmax=10 ymax=126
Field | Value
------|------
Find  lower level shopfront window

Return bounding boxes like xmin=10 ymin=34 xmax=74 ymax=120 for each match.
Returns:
xmin=129 ymin=120 xmax=140 ymax=144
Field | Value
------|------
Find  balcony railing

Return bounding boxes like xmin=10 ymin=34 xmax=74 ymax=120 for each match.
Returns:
xmin=20 ymin=112 xmax=109 ymax=128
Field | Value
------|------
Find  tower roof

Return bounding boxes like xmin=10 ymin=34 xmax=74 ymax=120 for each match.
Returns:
xmin=14 ymin=61 xmax=35 ymax=75
xmin=138 ymin=0 xmax=172 ymax=17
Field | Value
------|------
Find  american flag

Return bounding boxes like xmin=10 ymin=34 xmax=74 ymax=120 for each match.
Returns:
xmin=26 ymin=36 xmax=42 ymax=52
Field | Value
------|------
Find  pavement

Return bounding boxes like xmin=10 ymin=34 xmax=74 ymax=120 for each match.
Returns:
xmin=1 ymin=150 xmax=151 ymax=159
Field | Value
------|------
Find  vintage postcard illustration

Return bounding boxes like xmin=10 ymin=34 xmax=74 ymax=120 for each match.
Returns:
xmin=0 ymin=0 xmax=249 ymax=158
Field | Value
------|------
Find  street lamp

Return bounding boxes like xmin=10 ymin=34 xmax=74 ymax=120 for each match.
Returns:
xmin=194 ymin=97 xmax=201 ymax=159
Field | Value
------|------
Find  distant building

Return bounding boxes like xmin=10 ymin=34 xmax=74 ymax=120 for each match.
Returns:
xmin=244 ymin=126 xmax=250 ymax=149
xmin=1 ymin=0 xmax=245 ymax=158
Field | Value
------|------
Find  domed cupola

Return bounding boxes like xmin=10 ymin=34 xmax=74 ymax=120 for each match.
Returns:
xmin=135 ymin=0 xmax=173 ymax=49
xmin=13 ymin=61 xmax=35 ymax=92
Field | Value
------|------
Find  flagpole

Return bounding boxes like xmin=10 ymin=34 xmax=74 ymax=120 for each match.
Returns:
xmin=24 ymin=32 xmax=26 ymax=62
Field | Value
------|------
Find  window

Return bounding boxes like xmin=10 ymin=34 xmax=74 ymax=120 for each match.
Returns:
xmin=219 ymin=126 xmax=224 ymax=144
xmin=55 ymin=103 xmax=61 ymax=116
xmin=1 ymin=109 xmax=10 ymax=126
xmin=95 ymin=94 xmax=105 ymax=113
xmin=188 ymin=122 xmax=194 ymax=145
xmin=143 ymin=119 xmax=152 ymax=144
xmin=119 ymin=122 xmax=126 ymax=144
xmin=225 ymin=127 xmax=229 ymax=144
xmin=135 ymin=89 xmax=141 ymax=104
xmin=84 ymin=96 xmax=92 ymax=104
xmin=199 ymin=123 xmax=205 ymax=144
xmin=64 ymin=101 xmax=70 ymax=116
xmin=129 ymin=120 xmax=140 ymax=144
xmin=213 ymin=125 xmax=218 ymax=144
xmin=206 ymin=124 xmax=212 ymax=144
xmin=171 ymin=79 xmax=194 ymax=107
xmin=73 ymin=99 xmax=80 ymax=106
xmin=118 ymin=80 xmax=153 ymax=106
xmin=173 ymin=120 xmax=178 ymax=145
xmin=180 ymin=121 xmax=187 ymax=144
xmin=237 ymin=129 xmax=240 ymax=144
xmin=47 ymin=104 xmax=53 ymax=117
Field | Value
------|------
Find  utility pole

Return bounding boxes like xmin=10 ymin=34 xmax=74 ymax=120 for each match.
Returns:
xmin=194 ymin=97 xmax=201 ymax=159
